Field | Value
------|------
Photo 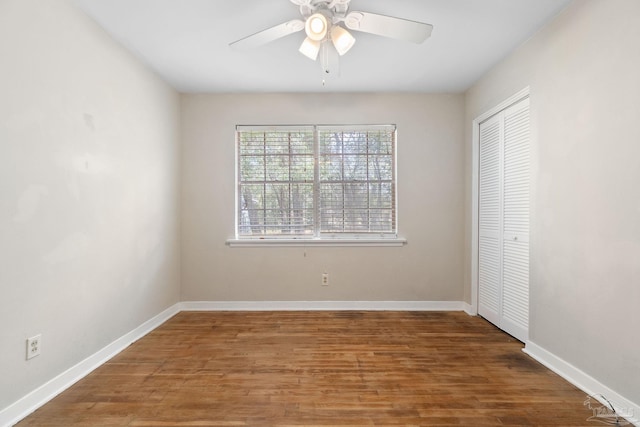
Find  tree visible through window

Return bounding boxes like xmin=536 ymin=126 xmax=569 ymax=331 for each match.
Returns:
xmin=236 ymin=125 xmax=396 ymax=238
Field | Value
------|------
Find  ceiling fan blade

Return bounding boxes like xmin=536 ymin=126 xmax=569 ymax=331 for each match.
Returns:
xmin=230 ymin=20 xmax=305 ymax=50
xmin=344 ymin=11 xmax=433 ymax=44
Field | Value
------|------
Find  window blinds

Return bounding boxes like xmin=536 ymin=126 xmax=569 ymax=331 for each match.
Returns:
xmin=236 ymin=125 xmax=396 ymax=238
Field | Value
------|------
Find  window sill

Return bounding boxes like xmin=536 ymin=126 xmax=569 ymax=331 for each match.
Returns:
xmin=226 ymin=237 xmax=407 ymax=248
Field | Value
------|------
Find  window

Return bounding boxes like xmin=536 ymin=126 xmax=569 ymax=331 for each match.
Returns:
xmin=235 ymin=125 xmax=397 ymax=241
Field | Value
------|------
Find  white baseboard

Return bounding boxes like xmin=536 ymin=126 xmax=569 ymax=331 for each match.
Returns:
xmin=0 ymin=303 xmax=181 ymax=427
xmin=524 ymin=341 xmax=639 ymax=426
xmin=462 ymin=302 xmax=475 ymax=316
xmin=180 ymin=300 xmax=466 ymax=312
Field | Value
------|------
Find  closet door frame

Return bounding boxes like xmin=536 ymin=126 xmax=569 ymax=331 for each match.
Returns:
xmin=470 ymin=87 xmax=530 ymax=333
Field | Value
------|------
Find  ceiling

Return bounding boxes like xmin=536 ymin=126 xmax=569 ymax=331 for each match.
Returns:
xmin=74 ymin=0 xmax=571 ymax=93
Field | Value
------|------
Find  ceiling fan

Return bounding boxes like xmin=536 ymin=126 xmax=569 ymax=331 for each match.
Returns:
xmin=229 ymin=0 xmax=433 ymax=75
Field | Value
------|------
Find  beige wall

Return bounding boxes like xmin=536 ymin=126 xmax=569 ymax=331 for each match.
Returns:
xmin=465 ymin=0 xmax=640 ymax=405
xmin=0 ymin=0 xmax=181 ymax=409
xmin=181 ymin=93 xmax=465 ymax=302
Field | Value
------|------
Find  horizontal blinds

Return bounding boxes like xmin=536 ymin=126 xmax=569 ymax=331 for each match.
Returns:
xmin=237 ymin=128 xmax=315 ymax=236
xmin=318 ymin=126 xmax=396 ymax=234
xmin=237 ymin=125 xmax=397 ymax=237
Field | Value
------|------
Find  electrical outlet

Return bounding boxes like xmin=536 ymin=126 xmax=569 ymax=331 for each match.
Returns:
xmin=26 ymin=334 xmax=41 ymax=360
xmin=322 ymin=272 xmax=329 ymax=286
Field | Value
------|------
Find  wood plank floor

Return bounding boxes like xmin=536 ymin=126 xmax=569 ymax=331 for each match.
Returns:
xmin=17 ymin=311 xmax=605 ymax=426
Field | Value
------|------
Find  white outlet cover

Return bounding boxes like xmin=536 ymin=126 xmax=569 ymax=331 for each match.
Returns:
xmin=26 ymin=334 xmax=41 ymax=360
xmin=322 ymin=273 xmax=329 ymax=286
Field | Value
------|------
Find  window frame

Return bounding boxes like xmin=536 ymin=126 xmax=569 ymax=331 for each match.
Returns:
xmin=228 ymin=124 xmax=406 ymax=247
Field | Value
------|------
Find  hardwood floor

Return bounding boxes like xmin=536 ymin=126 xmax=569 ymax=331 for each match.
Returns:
xmin=18 ymin=311 xmax=603 ymax=426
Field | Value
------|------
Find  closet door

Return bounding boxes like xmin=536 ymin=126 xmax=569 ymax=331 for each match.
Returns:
xmin=478 ymin=114 xmax=503 ymax=328
xmin=478 ymin=97 xmax=530 ymax=342
xmin=500 ymin=98 xmax=530 ymax=341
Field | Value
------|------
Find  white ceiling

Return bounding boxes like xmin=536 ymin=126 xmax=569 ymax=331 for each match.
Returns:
xmin=75 ymin=0 xmax=571 ymax=93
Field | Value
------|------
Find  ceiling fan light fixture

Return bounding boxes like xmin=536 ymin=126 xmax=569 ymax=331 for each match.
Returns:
xmin=305 ymin=12 xmax=329 ymax=41
xmin=331 ymin=25 xmax=355 ymax=56
xmin=299 ymin=37 xmax=321 ymax=60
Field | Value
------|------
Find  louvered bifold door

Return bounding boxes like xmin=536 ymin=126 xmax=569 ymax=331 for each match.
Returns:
xmin=478 ymin=114 xmax=503 ymax=327
xmin=500 ymin=98 xmax=530 ymax=342
xmin=477 ymin=96 xmax=530 ymax=343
